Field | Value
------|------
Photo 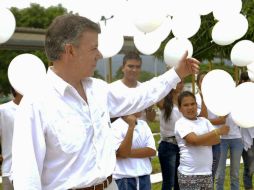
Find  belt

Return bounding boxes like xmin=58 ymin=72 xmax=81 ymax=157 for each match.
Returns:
xmin=70 ymin=175 xmax=112 ymax=190
xmin=161 ymin=136 xmax=177 ymax=145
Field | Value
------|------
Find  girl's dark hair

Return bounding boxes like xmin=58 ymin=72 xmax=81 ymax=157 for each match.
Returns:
xmin=163 ymin=91 xmax=174 ymax=122
xmin=178 ymin=91 xmax=196 ymax=107
xmin=196 ymin=71 xmax=208 ymax=87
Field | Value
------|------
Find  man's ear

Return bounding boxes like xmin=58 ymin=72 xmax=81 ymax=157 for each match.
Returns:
xmin=64 ymin=43 xmax=75 ymax=57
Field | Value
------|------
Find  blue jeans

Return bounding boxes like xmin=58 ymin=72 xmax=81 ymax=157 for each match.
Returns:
xmin=158 ymin=141 xmax=180 ymax=190
xmin=215 ymin=138 xmax=243 ymax=190
xmin=242 ymin=138 xmax=254 ymax=189
xmin=115 ymin=175 xmax=151 ymax=190
xmin=212 ymin=143 xmax=221 ymax=182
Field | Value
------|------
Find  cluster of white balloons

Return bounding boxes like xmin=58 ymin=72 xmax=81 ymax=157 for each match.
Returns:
xmin=74 ymin=0 xmax=251 ymax=68
xmin=201 ymin=69 xmax=254 ymax=128
xmin=122 ymin=0 xmax=249 ymax=69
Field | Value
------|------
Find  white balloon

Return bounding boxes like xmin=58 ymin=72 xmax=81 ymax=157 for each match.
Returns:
xmin=230 ymin=40 xmax=254 ymax=67
xmin=0 ymin=7 xmax=16 ymax=44
xmin=160 ymin=0 xmax=179 ymax=16
xmin=164 ymin=38 xmax=193 ymax=67
xmin=172 ymin=13 xmax=201 ymax=38
xmin=213 ymin=0 xmax=242 ymax=21
xmin=231 ymin=82 xmax=254 ymax=128
xmin=213 ymin=14 xmax=248 ymax=43
xmin=212 ymin=21 xmax=236 ymax=46
xmin=7 ymin=54 xmax=47 ymax=95
xmin=201 ymin=69 xmax=235 ymax=116
xmin=247 ymin=70 xmax=254 ymax=81
xmin=247 ymin=62 xmax=254 ymax=73
xmin=147 ymin=16 xmax=172 ymax=43
xmin=133 ymin=33 xmax=161 ymax=55
xmin=130 ymin=0 xmax=166 ymax=33
xmin=98 ymin=20 xmax=124 ymax=58
xmin=194 ymin=0 xmax=214 ymax=15
xmin=230 ymin=14 xmax=248 ymax=40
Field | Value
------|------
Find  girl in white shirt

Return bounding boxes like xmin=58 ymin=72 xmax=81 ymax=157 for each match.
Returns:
xmin=157 ymin=81 xmax=183 ymax=190
xmin=175 ymin=91 xmax=229 ymax=190
xmin=111 ymin=112 xmax=156 ymax=190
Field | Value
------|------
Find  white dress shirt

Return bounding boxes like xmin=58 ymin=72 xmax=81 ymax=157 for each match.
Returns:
xmin=12 ymin=67 xmax=180 ymax=190
xmin=109 ymin=80 xmax=148 ymax=121
xmin=111 ymin=118 xmax=155 ymax=179
xmin=0 ymin=101 xmax=18 ymax=177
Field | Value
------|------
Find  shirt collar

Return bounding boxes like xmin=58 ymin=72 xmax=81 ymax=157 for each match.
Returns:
xmin=47 ymin=67 xmax=93 ymax=96
xmin=47 ymin=67 xmax=71 ymax=96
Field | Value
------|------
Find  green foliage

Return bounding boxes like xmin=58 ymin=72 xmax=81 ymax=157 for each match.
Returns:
xmin=113 ymin=66 xmax=123 ymax=81
xmin=138 ymin=70 xmax=155 ymax=82
xmin=10 ymin=3 xmax=67 ymax=28
xmin=93 ymin=70 xmax=104 ymax=80
xmin=0 ymin=4 xmax=67 ymax=95
xmin=0 ymin=50 xmax=26 ymax=94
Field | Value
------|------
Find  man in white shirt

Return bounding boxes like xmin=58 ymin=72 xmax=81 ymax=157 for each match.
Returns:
xmin=11 ymin=14 xmax=199 ymax=190
xmin=110 ymin=51 xmax=156 ymax=122
xmin=0 ymin=87 xmax=22 ymax=190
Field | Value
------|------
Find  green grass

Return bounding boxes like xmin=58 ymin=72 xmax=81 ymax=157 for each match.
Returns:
xmin=152 ymin=164 xmax=254 ymax=190
xmin=149 ymin=121 xmax=160 ymax=134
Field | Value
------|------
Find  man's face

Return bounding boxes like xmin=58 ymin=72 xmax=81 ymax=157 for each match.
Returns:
xmin=122 ymin=59 xmax=142 ymax=82
xmin=71 ymin=31 xmax=102 ymax=78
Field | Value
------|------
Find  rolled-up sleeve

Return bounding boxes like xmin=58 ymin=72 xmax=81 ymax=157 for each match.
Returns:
xmin=108 ymin=68 xmax=180 ymax=117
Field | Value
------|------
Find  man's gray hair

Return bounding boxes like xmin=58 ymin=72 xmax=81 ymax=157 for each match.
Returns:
xmin=45 ymin=14 xmax=101 ymax=62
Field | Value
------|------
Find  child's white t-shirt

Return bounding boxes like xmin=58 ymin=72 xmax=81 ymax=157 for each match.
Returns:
xmin=111 ymin=118 xmax=156 ymax=179
xmin=175 ymin=116 xmax=215 ymax=175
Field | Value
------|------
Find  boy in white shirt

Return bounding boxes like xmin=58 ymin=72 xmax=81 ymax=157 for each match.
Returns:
xmin=111 ymin=112 xmax=156 ymax=190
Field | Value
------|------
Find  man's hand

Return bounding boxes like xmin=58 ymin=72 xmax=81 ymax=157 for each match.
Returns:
xmin=175 ymin=51 xmax=200 ymax=79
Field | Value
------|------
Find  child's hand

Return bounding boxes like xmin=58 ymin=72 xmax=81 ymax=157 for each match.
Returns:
xmin=122 ymin=115 xmax=137 ymax=128
xmin=218 ymin=125 xmax=230 ymax=135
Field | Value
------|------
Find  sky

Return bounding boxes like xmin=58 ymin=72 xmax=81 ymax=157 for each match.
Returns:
xmin=0 ymin=0 xmax=137 ymax=36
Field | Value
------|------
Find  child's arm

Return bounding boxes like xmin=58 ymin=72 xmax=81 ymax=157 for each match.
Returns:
xmin=116 ymin=115 xmax=136 ymax=158
xmin=184 ymin=125 xmax=229 ymax=146
xmin=128 ymin=147 xmax=156 ymax=158
xmin=209 ymin=116 xmax=227 ymax=126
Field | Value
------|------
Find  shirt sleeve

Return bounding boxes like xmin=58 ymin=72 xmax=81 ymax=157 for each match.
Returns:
xmin=143 ymin=122 xmax=156 ymax=151
xmin=205 ymin=118 xmax=215 ymax=132
xmin=12 ymin=97 xmax=46 ymax=190
xmin=175 ymin=119 xmax=194 ymax=139
xmin=111 ymin=118 xmax=128 ymax=151
xmin=108 ymin=68 xmax=180 ymax=118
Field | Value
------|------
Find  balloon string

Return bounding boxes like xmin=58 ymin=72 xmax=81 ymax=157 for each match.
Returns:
xmin=193 ymin=41 xmax=216 ymax=57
